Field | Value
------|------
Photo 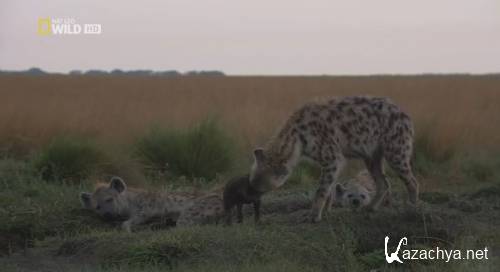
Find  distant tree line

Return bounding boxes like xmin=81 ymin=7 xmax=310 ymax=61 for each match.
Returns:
xmin=0 ymin=67 xmax=225 ymax=76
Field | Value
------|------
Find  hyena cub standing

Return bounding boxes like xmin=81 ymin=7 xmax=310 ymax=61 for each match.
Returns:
xmin=80 ymin=177 xmax=223 ymax=232
xmin=249 ymin=96 xmax=418 ymax=222
xmin=223 ymin=174 xmax=265 ymax=225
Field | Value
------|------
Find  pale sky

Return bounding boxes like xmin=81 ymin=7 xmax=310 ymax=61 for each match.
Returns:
xmin=1 ymin=0 xmax=499 ymax=75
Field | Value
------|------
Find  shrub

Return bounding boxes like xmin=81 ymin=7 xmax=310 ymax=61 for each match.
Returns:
xmin=135 ymin=118 xmax=237 ymax=180
xmin=33 ymin=136 xmax=104 ymax=182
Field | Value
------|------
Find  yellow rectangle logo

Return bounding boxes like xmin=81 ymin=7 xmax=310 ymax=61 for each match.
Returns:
xmin=37 ymin=18 xmax=52 ymax=35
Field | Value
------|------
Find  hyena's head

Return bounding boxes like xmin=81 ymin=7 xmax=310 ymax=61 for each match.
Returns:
xmin=80 ymin=176 xmax=128 ymax=220
xmin=335 ymin=183 xmax=372 ymax=209
xmin=249 ymin=148 xmax=290 ymax=192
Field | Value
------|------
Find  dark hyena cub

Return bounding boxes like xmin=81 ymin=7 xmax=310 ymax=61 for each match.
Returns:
xmin=223 ymin=175 xmax=265 ymax=225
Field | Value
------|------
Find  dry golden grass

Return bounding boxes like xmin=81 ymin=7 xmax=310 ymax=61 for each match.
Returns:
xmin=1 ymin=74 xmax=499 ymax=154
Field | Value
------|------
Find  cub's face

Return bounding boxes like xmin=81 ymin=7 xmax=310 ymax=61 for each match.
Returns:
xmin=249 ymin=148 xmax=289 ymax=192
xmin=335 ymin=183 xmax=372 ymax=209
xmin=80 ymin=177 xmax=127 ymax=220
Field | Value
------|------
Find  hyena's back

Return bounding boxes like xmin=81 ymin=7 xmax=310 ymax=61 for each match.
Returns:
xmin=293 ymin=96 xmax=414 ymax=161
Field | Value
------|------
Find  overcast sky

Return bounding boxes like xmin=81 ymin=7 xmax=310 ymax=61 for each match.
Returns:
xmin=1 ymin=0 xmax=499 ymax=75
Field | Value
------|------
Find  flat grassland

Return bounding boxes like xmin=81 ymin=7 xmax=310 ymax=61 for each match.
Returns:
xmin=0 ymin=75 xmax=499 ymax=271
xmin=1 ymin=75 xmax=499 ymax=151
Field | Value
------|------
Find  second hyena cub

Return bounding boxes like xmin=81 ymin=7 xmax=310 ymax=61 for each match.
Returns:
xmin=80 ymin=176 xmax=223 ymax=232
xmin=223 ymin=175 xmax=264 ymax=225
xmin=329 ymin=170 xmax=391 ymax=210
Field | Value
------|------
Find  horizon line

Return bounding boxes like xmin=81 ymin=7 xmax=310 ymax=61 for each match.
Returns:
xmin=1 ymin=67 xmax=500 ymax=77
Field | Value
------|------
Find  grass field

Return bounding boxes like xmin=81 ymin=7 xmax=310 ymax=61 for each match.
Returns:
xmin=0 ymin=75 xmax=499 ymax=271
xmin=1 ymin=75 xmax=500 ymax=151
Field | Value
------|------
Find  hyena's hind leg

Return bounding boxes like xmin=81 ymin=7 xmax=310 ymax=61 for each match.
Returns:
xmin=310 ymin=155 xmax=346 ymax=222
xmin=364 ymin=150 xmax=391 ymax=211
xmin=384 ymin=145 xmax=419 ymax=206
xmin=323 ymin=192 xmax=334 ymax=213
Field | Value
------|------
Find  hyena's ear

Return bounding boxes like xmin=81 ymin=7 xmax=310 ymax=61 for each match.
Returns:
xmin=253 ymin=148 xmax=266 ymax=164
xmin=335 ymin=184 xmax=346 ymax=198
xmin=80 ymin=192 xmax=92 ymax=209
xmin=109 ymin=176 xmax=127 ymax=193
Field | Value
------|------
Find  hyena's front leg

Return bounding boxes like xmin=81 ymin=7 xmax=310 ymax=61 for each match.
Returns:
xmin=224 ymin=206 xmax=234 ymax=226
xmin=253 ymin=199 xmax=261 ymax=223
xmin=365 ymin=155 xmax=390 ymax=211
xmin=236 ymin=203 xmax=244 ymax=223
xmin=311 ymin=156 xmax=345 ymax=223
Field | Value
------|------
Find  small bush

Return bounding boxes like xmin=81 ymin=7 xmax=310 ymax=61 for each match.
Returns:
xmin=135 ymin=118 xmax=237 ymax=180
xmin=33 ymin=136 xmax=104 ymax=182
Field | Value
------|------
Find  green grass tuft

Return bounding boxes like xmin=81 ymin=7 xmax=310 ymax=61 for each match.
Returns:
xmin=134 ymin=118 xmax=238 ymax=181
xmin=32 ymin=136 xmax=105 ymax=182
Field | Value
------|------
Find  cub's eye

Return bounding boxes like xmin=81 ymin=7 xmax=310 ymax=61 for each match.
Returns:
xmin=105 ymin=198 xmax=113 ymax=203
xmin=347 ymin=194 xmax=353 ymax=198
xmin=360 ymin=195 xmax=366 ymax=199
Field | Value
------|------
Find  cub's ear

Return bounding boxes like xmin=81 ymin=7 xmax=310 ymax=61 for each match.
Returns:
xmin=109 ymin=176 xmax=127 ymax=193
xmin=335 ymin=184 xmax=346 ymax=197
xmin=80 ymin=192 xmax=92 ymax=209
xmin=253 ymin=148 xmax=266 ymax=163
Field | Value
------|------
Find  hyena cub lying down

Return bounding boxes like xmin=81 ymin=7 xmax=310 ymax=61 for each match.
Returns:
xmin=328 ymin=170 xmax=391 ymax=210
xmin=80 ymin=177 xmax=224 ymax=232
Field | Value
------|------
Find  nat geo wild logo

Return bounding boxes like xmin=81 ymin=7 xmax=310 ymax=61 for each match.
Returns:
xmin=384 ymin=236 xmax=489 ymax=264
xmin=37 ymin=17 xmax=102 ymax=36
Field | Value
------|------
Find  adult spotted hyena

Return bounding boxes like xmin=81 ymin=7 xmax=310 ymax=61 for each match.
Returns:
xmin=80 ymin=177 xmax=223 ymax=232
xmin=249 ymin=96 xmax=418 ymax=222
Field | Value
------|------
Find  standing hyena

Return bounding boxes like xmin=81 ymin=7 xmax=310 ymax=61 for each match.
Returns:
xmin=80 ymin=176 xmax=224 ymax=232
xmin=249 ymin=96 xmax=418 ymax=222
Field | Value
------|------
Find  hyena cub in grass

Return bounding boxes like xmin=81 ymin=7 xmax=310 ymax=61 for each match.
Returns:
xmin=80 ymin=177 xmax=224 ymax=232
xmin=223 ymin=174 xmax=265 ymax=225
xmin=249 ymin=96 xmax=418 ymax=222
